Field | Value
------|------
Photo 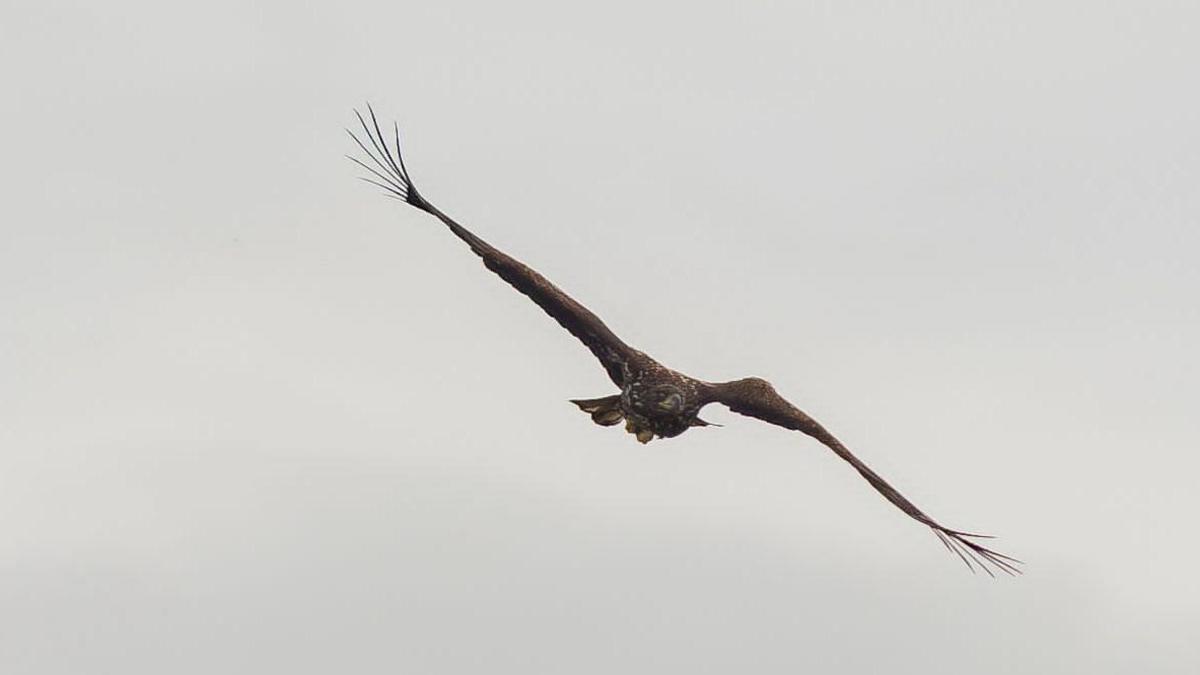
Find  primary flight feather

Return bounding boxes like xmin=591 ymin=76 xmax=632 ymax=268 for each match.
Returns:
xmin=348 ymin=105 xmax=1020 ymax=576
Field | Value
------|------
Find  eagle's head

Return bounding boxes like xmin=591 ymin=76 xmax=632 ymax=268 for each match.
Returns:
xmin=647 ymin=385 xmax=685 ymax=414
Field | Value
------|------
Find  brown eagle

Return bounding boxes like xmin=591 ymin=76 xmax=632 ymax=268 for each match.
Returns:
xmin=348 ymin=106 xmax=1020 ymax=576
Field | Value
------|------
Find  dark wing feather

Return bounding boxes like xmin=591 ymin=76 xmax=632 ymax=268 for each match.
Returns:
xmin=347 ymin=106 xmax=635 ymax=386
xmin=707 ymin=378 xmax=1021 ymax=576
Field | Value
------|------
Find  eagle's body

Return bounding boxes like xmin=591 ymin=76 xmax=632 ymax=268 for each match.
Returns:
xmin=348 ymin=106 xmax=1020 ymax=576
xmin=621 ymin=362 xmax=706 ymax=440
xmin=585 ymin=357 xmax=710 ymax=443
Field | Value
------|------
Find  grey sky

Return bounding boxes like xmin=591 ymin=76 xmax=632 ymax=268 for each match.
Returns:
xmin=3 ymin=1 xmax=1198 ymax=672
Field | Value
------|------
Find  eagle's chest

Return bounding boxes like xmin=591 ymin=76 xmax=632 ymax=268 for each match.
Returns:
xmin=617 ymin=363 xmax=701 ymax=440
xmin=621 ymin=373 xmax=698 ymax=419
xmin=621 ymin=381 xmax=654 ymax=414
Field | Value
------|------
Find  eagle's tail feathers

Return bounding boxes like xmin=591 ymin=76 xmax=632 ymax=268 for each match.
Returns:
xmin=570 ymin=395 xmax=625 ymax=426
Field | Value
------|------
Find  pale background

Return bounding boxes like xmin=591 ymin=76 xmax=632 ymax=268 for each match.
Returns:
xmin=3 ymin=1 xmax=1198 ymax=672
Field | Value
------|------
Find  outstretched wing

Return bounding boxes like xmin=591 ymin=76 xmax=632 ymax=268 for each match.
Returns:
xmin=347 ymin=105 xmax=636 ymax=386
xmin=706 ymin=377 xmax=1021 ymax=576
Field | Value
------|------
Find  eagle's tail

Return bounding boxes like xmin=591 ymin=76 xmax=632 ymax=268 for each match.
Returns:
xmin=346 ymin=104 xmax=432 ymax=212
xmin=570 ymin=395 xmax=624 ymax=426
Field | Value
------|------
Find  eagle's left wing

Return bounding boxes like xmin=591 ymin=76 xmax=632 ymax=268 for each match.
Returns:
xmin=705 ymin=377 xmax=1021 ymax=575
xmin=347 ymin=106 xmax=638 ymax=387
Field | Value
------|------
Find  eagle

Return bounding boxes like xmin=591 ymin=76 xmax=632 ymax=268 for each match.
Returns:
xmin=348 ymin=106 xmax=1020 ymax=576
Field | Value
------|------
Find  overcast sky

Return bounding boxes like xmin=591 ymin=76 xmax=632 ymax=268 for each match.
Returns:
xmin=3 ymin=1 xmax=1199 ymax=672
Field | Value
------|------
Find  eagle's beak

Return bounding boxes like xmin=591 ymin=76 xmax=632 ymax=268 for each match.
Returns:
xmin=657 ymin=393 xmax=682 ymax=411
xmin=636 ymin=428 xmax=655 ymax=444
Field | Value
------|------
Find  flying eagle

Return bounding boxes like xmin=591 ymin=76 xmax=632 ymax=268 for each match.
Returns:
xmin=347 ymin=106 xmax=1020 ymax=576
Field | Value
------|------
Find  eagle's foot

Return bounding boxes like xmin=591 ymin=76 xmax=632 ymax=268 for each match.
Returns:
xmin=623 ymin=417 xmax=655 ymax=444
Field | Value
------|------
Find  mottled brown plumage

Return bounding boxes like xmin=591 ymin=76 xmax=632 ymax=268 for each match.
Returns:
xmin=348 ymin=106 xmax=1020 ymax=576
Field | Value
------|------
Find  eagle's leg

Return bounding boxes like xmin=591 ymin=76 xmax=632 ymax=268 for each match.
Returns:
xmin=570 ymin=395 xmax=624 ymax=426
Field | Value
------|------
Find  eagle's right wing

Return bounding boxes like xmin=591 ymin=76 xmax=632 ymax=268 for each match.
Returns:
xmin=706 ymin=377 xmax=1021 ymax=576
xmin=348 ymin=106 xmax=637 ymax=387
